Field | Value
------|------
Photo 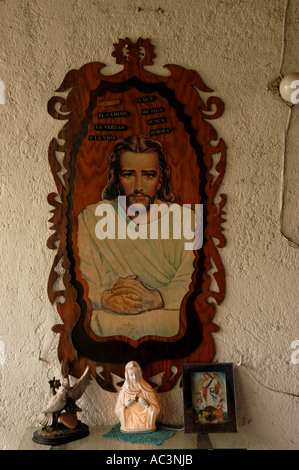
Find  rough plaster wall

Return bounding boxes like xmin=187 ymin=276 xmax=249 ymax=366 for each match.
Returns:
xmin=0 ymin=0 xmax=298 ymax=450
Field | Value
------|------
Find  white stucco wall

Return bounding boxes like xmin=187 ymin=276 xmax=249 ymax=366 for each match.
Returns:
xmin=0 ymin=0 xmax=298 ymax=450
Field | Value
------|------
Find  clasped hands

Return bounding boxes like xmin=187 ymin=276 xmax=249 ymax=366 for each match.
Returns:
xmin=101 ymin=275 xmax=163 ymax=315
xmin=125 ymin=396 xmax=149 ymax=408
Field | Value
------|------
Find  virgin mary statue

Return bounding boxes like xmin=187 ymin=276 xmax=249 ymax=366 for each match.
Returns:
xmin=115 ymin=361 xmax=160 ymax=433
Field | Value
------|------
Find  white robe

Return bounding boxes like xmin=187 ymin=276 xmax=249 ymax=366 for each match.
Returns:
xmin=115 ymin=377 xmax=160 ymax=432
xmin=77 ymin=199 xmax=195 ymax=340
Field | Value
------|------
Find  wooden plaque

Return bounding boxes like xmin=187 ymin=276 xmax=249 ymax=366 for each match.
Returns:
xmin=47 ymin=38 xmax=226 ymax=392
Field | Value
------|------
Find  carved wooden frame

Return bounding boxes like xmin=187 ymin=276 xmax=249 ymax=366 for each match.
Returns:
xmin=47 ymin=38 xmax=226 ymax=392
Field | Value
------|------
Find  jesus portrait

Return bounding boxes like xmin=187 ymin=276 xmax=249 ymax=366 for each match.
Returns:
xmin=77 ymin=135 xmax=198 ymax=340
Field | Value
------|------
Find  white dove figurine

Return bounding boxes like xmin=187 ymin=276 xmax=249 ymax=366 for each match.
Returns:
xmin=37 ymin=366 xmax=91 ymax=428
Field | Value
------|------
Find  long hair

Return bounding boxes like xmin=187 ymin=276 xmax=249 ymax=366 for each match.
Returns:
xmin=101 ymin=135 xmax=175 ymax=202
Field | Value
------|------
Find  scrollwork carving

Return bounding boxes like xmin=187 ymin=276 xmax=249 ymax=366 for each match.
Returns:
xmin=47 ymin=38 xmax=226 ymax=392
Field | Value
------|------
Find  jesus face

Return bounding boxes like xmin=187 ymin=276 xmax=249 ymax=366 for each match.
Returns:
xmin=118 ymin=151 xmax=161 ymax=212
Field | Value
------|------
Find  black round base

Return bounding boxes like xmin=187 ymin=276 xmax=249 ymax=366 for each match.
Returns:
xmin=32 ymin=421 xmax=89 ymax=446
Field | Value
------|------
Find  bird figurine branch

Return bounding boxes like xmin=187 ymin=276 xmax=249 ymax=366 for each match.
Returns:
xmin=33 ymin=361 xmax=92 ymax=445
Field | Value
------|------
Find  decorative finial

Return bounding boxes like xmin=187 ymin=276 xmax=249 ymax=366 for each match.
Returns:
xmin=112 ymin=38 xmax=155 ymax=67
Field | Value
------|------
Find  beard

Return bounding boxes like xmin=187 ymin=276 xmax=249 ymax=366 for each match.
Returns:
xmin=119 ymin=188 xmax=157 ymax=213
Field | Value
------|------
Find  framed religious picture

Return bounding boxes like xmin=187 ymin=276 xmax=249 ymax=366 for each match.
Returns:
xmin=182 ymin=363 xmax=237 ymax=433
xmin=47 ymin=38 xmax=226 ymax=392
